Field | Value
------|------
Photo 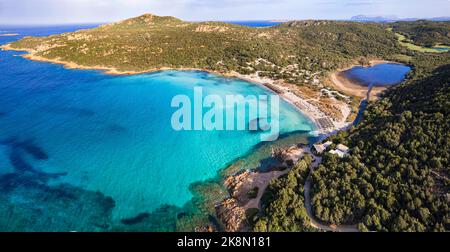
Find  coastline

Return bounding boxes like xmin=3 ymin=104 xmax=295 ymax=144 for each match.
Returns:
xmin=2 ymin=42 xmax=354 ymax=232
xmin=1 ymin=43 xmax=349 ymax=136
xmin=328 ymin=60 xmax=396 ymax=101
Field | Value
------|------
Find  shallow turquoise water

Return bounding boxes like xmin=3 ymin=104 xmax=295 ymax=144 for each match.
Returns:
xmin=343 ymin=63 xmax=411 ymax=87
xmin=0 ymin=26 xmax=315 ymax=231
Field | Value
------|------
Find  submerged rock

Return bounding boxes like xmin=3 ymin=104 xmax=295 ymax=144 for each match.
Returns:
xmin=195 ymin=224 xmax=217 ymax=232
xmin=121 ymin=212 xmax=150 ymax=225
xmin=113 ymin=204 xmax=181 ymax=231
xmin=0 ymin=174 xmax=115 ymax=231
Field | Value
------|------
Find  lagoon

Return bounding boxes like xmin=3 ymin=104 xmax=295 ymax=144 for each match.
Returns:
xmin=343 ymin=63 xmax=411 ymax=125
xmin=343 ymin=63 xmax=412 ymax=87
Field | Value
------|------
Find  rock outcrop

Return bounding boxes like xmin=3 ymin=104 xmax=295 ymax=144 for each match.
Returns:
xmin=216 ymin=198 xmax=247 ymax=232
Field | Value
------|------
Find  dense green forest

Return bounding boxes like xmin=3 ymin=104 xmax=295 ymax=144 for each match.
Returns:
xmin=390 ymin=21 xmax=450 ymax=47
xmin=252 ymin=155 xmax=316 ymax=232
xmin=255 ymin=61 xmax=450 ymax=232
xmin=311 ymin=63 xmax=449 ymax=232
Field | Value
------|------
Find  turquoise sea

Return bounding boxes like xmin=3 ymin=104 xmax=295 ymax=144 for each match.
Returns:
xmin=0 ymin=25 xmax=316 ymax=231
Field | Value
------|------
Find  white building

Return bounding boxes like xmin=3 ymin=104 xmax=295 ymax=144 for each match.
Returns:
xmin=329 ymin=144 xmax=350 ymax=158
xmin=313 ymin=141 xmax=332 ymax=154
xmin=329 ymin=149 xmax=347 ymax=158
xmin=337 ymin=144 xmax=349 ymax=153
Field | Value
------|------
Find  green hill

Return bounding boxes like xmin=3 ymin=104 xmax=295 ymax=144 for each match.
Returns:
xmin=6 ymin=14 xmax=404 ymax=86
xmin=390 ymin=20 xmax=450 ymax=47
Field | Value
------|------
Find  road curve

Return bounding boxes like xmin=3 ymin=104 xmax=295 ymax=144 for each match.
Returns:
xmin=304 ymin=155 xmax=359 ymax=232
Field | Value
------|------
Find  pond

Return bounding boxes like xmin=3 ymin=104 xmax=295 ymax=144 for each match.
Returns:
xmin=344 ymin=63 xmax=411 ymax=125
xmin=342 ymin=63 xmax=412 ymax=87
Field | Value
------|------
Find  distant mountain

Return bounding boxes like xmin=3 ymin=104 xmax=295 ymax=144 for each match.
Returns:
xmin=3 ymin=13 xmax=403 ymax=93
xmin=351 ymin=15 xmax=450 ymax=23
xmin=428 ymin=17 xmax=450 ymax=21
xmin=351 ymin=15 xmax=399 ymax=23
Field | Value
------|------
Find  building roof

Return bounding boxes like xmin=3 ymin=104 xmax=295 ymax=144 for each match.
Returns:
xmin=313 ymin=141 xmax=333 ymax=154
xmin=313 ymin=144 xmax=326 ymax=153
xmin=337 ymin=144 xmax=349 ymax=152
xmin=329 ymin=149 xmax=347 ymax=158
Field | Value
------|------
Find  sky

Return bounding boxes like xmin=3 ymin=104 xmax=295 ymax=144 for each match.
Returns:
xmin=0 ymin=0 xmax=449 ymax=25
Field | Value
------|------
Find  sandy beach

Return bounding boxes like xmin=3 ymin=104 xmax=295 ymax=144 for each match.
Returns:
xmin=1 ymin=43 xmax=351 ymax=137
xmin=2 ymin=42 xmax=355 ymax=233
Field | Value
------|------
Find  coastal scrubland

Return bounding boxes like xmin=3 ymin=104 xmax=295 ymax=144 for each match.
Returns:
xmin=252 ymin=155 xmax=315 ymax=232
xmin=5 ymin=14 xmax=404 ymax=86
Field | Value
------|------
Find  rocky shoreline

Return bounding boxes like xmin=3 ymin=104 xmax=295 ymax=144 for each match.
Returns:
xmin=1 ymin=41 xmax=355 ymax=233
xmin=216 ymin=145 xmax=309 ymax=232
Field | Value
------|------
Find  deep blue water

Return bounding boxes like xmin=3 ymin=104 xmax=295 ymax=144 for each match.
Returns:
xmin=347 ymin=63 xmax=411 ymax=125
xmin=0 ymin=25 xmax=315 ymax=231
xmin=224 ymin=21 xmax=283 ymax=27
xmin=343 ymin=63 xmax=411 ymax=87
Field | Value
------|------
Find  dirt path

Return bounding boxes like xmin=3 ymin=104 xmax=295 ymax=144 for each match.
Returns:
xmin=304 ymin=154 xmax=359 ymax=232
xmin=329 ymin=71 xmax=386 ymax=101
xmin=243 ymin=170 xmax=290 ymax=210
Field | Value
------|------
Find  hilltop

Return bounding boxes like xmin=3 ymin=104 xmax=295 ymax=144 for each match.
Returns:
xmin=3 ymin=13 xmax=402 ymax=83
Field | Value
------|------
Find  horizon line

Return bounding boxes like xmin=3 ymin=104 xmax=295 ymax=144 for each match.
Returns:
xmin=1 ymin=16 xmax=449 ymax=27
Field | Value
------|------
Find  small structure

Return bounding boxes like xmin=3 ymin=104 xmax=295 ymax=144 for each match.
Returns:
xmin=329 ymin=149 xmax=347 ymax=158
xmin=313 ymin=141 xmax=332 ymax=154
xmin=337 ymin=144 xmax=349 ymax=153
xmin=329 ymin=144 xmax=350 ymax=158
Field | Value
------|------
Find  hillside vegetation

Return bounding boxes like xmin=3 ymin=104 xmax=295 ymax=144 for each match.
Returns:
xmin=390 ymin=20 xmax=450 ymax=47
xmin=255 ymin=60 xmax=450 ymax=232
xmin=7 ymin=14 xmax=404 ymax=86
xmin=311 ymin=64 xmax=449 ymax=232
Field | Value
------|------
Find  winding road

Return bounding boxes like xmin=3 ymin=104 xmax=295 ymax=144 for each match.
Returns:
xmin=304 ymin=154 xmax=359 ymax=232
